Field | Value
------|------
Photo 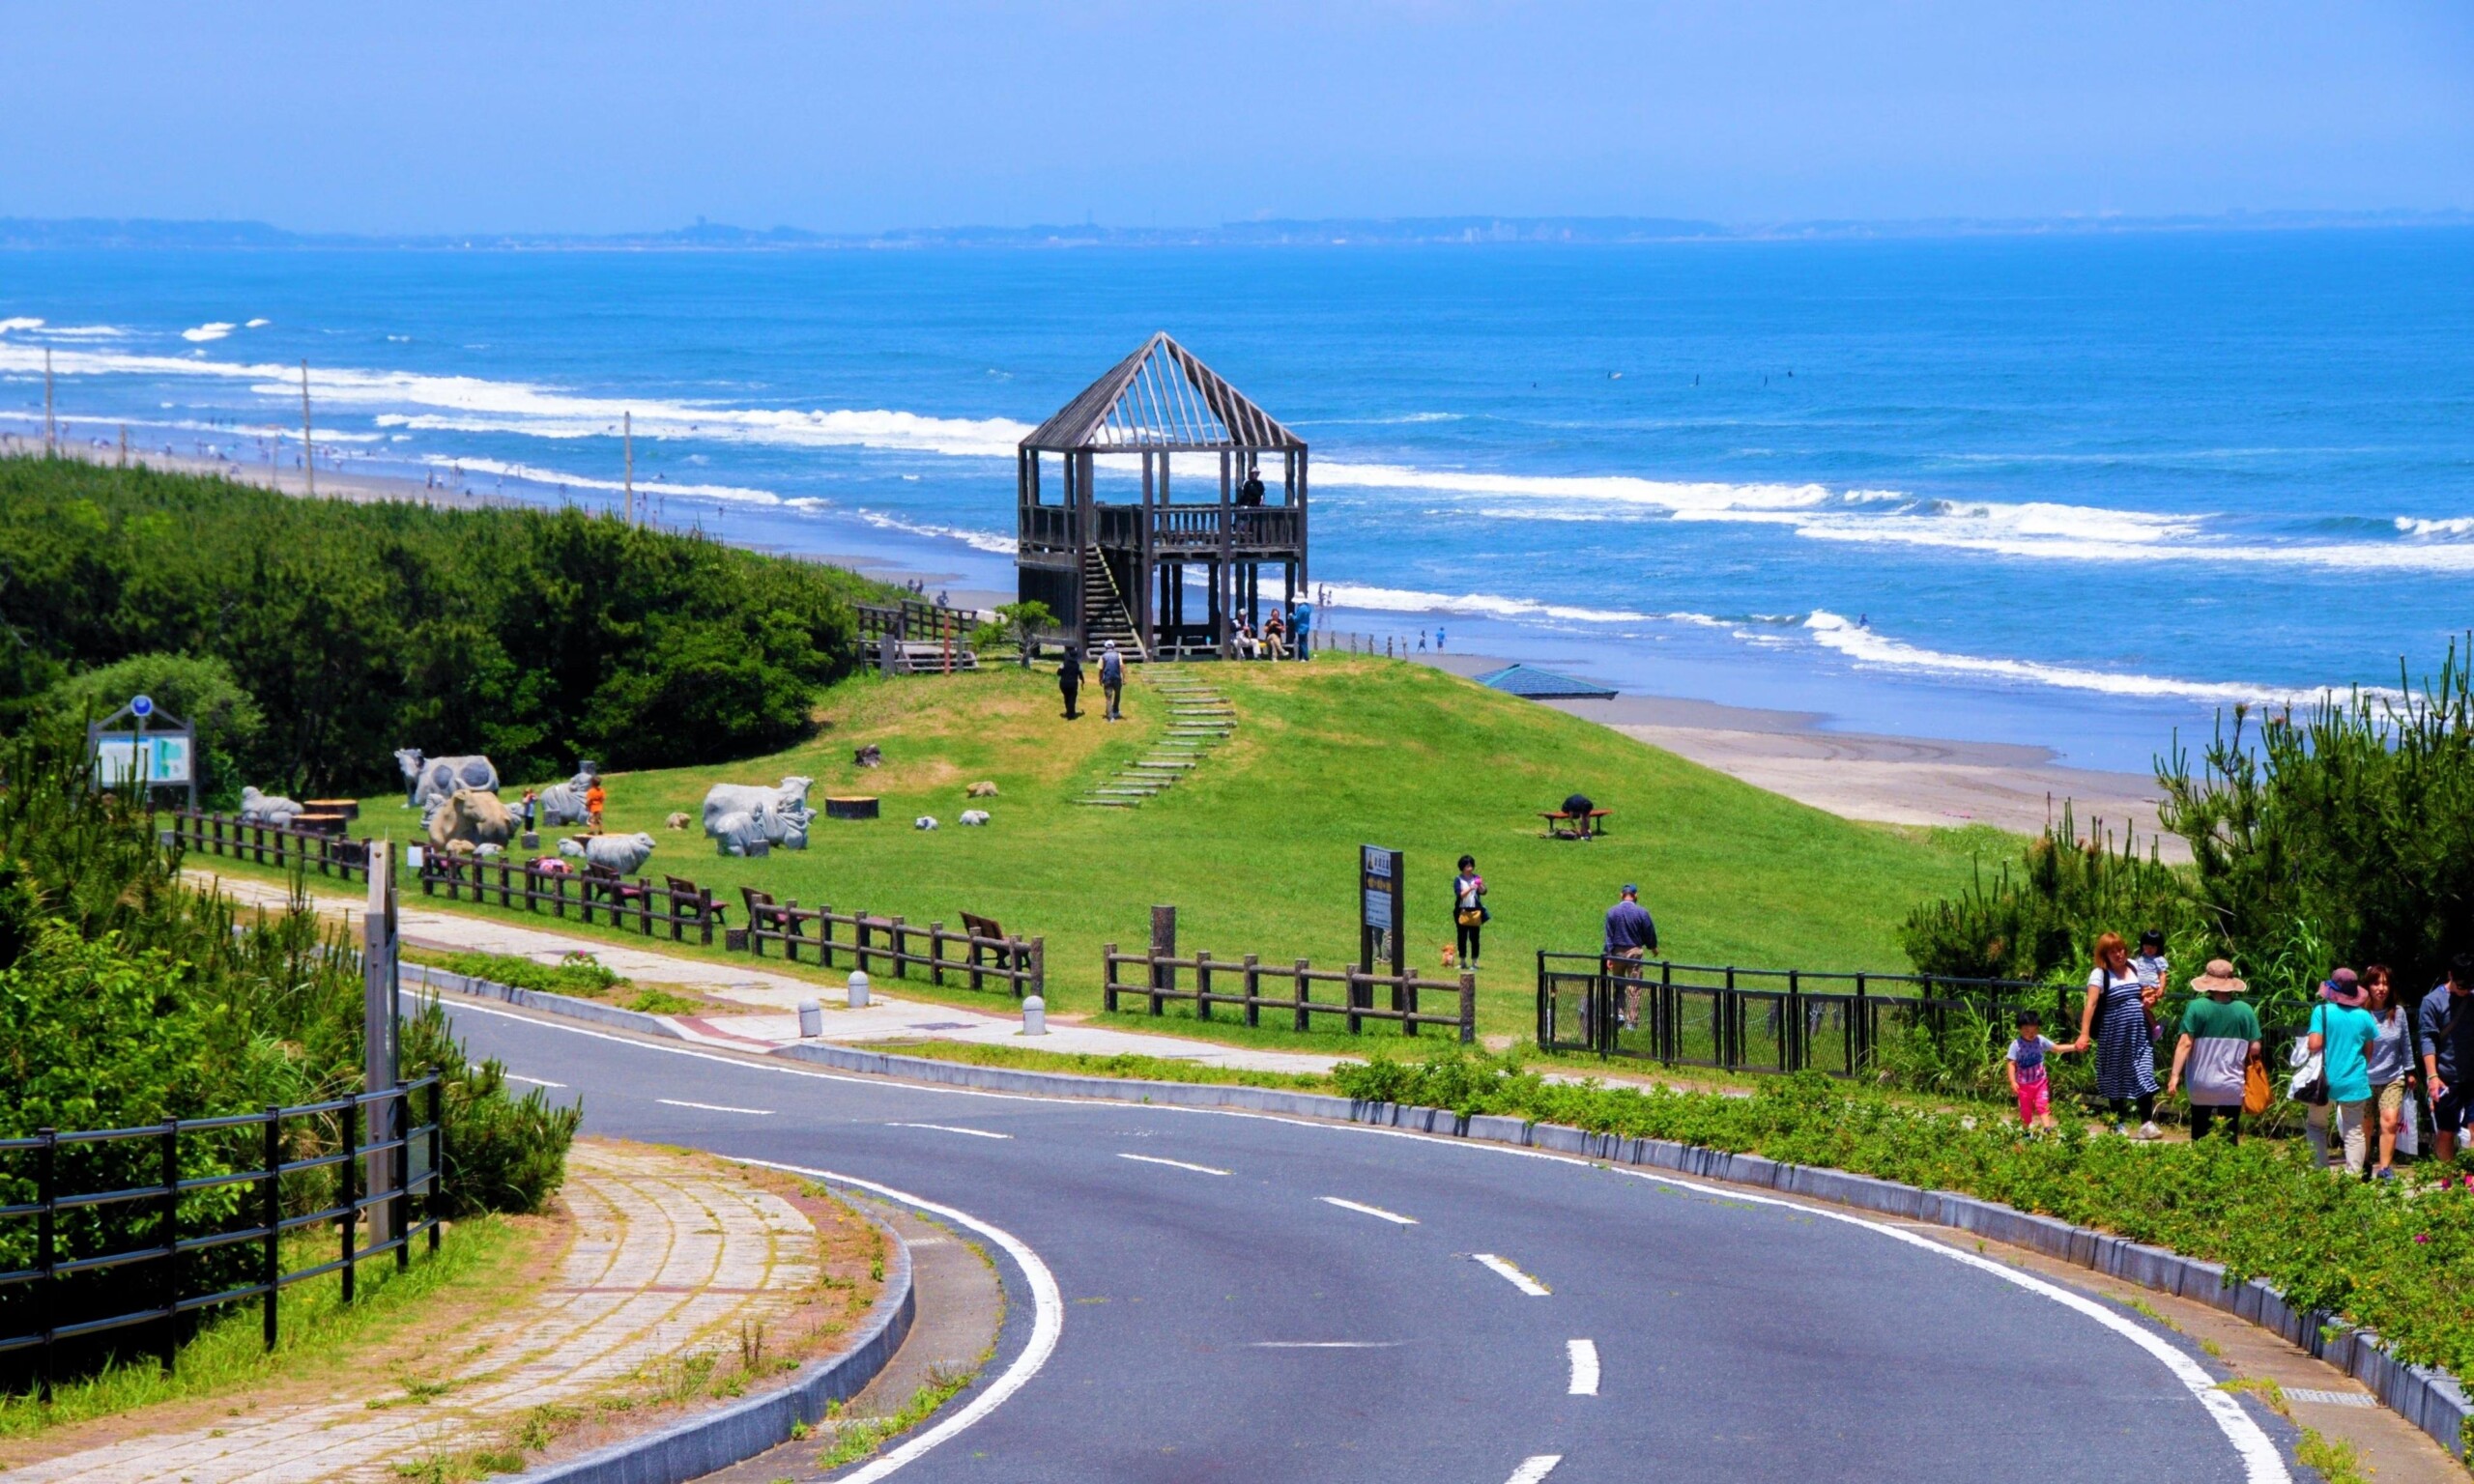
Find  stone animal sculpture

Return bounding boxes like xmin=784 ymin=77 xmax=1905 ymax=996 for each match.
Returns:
xmin=560 ymin=831 xmax=657 ymax=875
xmin=445 ymin=839 xmax=477 ymax=857
xmin=665 ymin=812 xmax=692 ymax=830
xmin=534 ymin=768 xmax=595 ymax=828
xmin=427 ymin=788 xmax=518 ymax=850
xmin=475 ymin=842 xmax=504 ymax=858
xmin=913 ymin=815 xmax=938 ymax=831
xmin=395 ymin=749 xmax=500 ymax=811
xmin=965 ymin=781 xmax=999 ymax=798
xmin=709 ymin=802 xmax=814 ymax=857
xmin=700 ymin=777 xmax=815 ymax=837
xmin=854 ymin=745 xmax=882 ymax=768
xmin=238 ymin=786 xmax=304 ymax=826
xmin=960 ymin=809 xmax=991 ymax=826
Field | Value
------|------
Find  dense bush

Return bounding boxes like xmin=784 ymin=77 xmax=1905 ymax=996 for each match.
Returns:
xmin=1338 ymin=1048 xmax=2474 ymax=1375
xmin=0 ymin=457 xmax=875 ymax=793
xmin=34 ymin=651 xmax=267 ymax=810
xmin=1898 ymin=803 xmax=2199 ymax=985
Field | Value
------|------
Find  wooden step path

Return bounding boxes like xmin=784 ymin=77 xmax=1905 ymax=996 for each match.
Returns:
xmin=1074 ymin=670 xmax=1236 ymax=809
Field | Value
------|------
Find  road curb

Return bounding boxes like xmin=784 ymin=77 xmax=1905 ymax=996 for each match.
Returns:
xmin=402 ymin=961 xmax=688 ymax=1039
xmin=508 ymin=1200 xmax=918 ymax=1484
xmin=431 ymin=977 xmax=2472 ymax=1462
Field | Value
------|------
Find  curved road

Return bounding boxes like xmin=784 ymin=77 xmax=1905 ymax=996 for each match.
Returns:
xmin=448 ymin=1001 xmax=2301 ymax=1483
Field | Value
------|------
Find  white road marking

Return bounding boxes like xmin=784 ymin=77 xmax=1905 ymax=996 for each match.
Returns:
xmin=1568 ymin=1338 xmax=1599 ymax=1395
xmin=431 ymin=992 xmax=2291 ymax=1481
xmin=1118 ymin=1153 xmax=1229 ymax=1175
xmin=503 ymin=1073 xmax=566 ymax=1088
xmin=891 ymin=1122 xmax=1012 ymax=1139
xmin=735 ymin=1159 xmax=1061 ymax=1482
xmin=1474 ymin=1252 xmax=1551 ymax=1296
xmin=1250 ymin=1340 xmax=1401 ymax=1349
xmin=1506 ymin=1455 xmax=1563 ymax=1483
xmin=1319 ymin=1196 xmax=1417 ymax=1225
xmin=655 ymin=1098 xmax=771 ymax=1115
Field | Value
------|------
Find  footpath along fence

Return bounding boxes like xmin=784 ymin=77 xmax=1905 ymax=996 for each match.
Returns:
xmin=417 ymin=853 xmax=725 ymax=944
xmin=1107 ymin=942 xmax=1478 ymax=1042
xmin=1537 ymin=953 xmax=2047 ymax=1075
xmin=167 ymin=807 xmax=371 ymax=883
xmin=0 ymin=1077 xmax=444 ymax=1401
xmin=735 ymin=888 xmax=1045 ymax=999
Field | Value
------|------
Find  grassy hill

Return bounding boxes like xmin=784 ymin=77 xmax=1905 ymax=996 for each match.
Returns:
xmin=288 ymin=656 xmax=2001 ymax=1046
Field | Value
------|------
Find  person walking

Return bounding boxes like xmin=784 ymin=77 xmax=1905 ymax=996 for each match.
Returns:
xmin=2418 ymin=954 xmax=2474 ymax=1162
xmin=1453 ymin=855 xmax=1488 ymax=970
xmin=2006 ymin=1009 xmax=2062 ymax=1130
xmin=1098 ymin=640 xmax=1126 ymax=722
xmin=2071 ymin=931 xmax=2162 ymax=1138
xmin=1057 ymin=644 xmax=1083 ymax=720
xmin=2166 ymin=959 xmax=2261 ymax=1143
xmin=584 ymin=776 xmax=606 ymax=834
xmin=2361 ymin=964 xmax=2411 ymax=1178
xmin=1602 ymin=883 xmax=1657 ymax=1030
xmin=2311 ymin=973 xmax=2381 ymax=1176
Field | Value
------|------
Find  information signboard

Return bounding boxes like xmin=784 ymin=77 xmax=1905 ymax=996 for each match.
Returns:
xmin=92 ymin=732 xmax=193 ymax=786
xmin=1359 ymin=844 xmax=1405 ymax=997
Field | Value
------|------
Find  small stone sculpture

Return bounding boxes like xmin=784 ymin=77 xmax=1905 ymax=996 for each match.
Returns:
xmin=239 ymin=785 xmax=304 ymax=826
xmin=965 ymin=781 xmax=999 ymax=798
xmin=559 ymin=831 xmax=657 ymax=874
xmin=960 ymin=809 xmax=991 ymax=826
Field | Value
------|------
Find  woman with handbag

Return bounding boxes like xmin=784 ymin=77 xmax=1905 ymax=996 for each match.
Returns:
xmin=1452 ymin=855 xmax=1487 ymax=970
xmin=2167 ymin=959 xmax=2262 ymax=1142
xmin=2072 ymin=932 xmax=2163 ymax=1138
xmin=2309 ymin=974 xmax=2382 ymax=1176
xmin=2361 ymin=965 xmax=2412 ymax=1179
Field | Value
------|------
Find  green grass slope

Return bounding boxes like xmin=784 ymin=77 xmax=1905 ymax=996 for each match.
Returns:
xmin=313 ymin=657 xmax=1997 ymax=1042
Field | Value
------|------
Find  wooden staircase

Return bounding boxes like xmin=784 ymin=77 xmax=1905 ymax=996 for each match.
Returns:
xmin=1074 ymin=670 xmax=1235 ymax=808
xmin=1080 ymin=547 xmax=1147 ymax=661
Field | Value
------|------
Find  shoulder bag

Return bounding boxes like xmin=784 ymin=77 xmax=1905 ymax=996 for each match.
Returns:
xmin=2287 ymin=1004 xmax=2329 ymax=1106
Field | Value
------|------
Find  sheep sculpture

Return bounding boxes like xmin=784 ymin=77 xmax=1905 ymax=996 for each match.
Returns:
xmin=960 ymin=809 xmax=991 ymax=827
xmin=239 ymin=786 xmax=304 ymax=826
xmin=560 ymin=831 xmax=657 ymax=875
xmin=665 ymin=812 xmax=692 ymax=830
xmin=913 ymin=815 xmax=938 ymax=831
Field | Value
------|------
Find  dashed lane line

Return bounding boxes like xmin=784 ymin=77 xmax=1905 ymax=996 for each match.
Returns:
xmin=1474 ymin=1252 xmax=1551 ymax=1296
xmin=1567 ymin=1338 xmax=1599 ymax=1395
xmin=1318 ymin=1196 xmax=1418 ymax=1225
xmin=1505 ymin=1455 xmax=1563 ymax=1483
xmin=1119 ymin=1153 xmax=1231 ymax=1175
xmin=654 ymin=1098 xmax=771 ymax=1115
xmin=1249 ymin=1341 xmax=1402 ymax=1349
xmin=504 ymin=1073 xmax=567 ymax=1088
xmin=890 ymin=1122 xmax=1013 ymax=1139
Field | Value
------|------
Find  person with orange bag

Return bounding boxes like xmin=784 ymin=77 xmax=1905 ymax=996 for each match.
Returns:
xmin=2167 ymin=959 xmax=2262 ymax=1144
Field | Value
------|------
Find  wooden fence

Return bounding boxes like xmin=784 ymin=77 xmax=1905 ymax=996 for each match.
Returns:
xmin=734 ymin=887 xmax=1043 ymax=997
xmin=417 ymin=855 xmax=725 ymax=944
xmin=168 ymin=808 xmax=370 ymax=882
xmin=855 ymin=598 xmax=975 ymax=645
xmin=1104 ymin=944 xmax=1477 ymax=1042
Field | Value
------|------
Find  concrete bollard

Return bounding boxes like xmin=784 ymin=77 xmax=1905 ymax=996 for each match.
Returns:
xmin=847 ymin=971 xmax=870 ymax=1010
xmin=1021 ymin=994 xmax=1048 ymax=1036
xmin=797 ymin=999 xmax=822 ymax=1038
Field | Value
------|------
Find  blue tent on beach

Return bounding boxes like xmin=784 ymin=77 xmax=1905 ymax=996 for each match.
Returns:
xmin=1472 ymin=664 xmax=1618 ymax=699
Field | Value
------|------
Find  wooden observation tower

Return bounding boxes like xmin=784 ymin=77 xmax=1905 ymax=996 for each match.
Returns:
xmin=1016 ymin=334 xmax=1308 ymax=661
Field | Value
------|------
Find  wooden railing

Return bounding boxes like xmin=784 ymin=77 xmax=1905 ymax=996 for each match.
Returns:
xmin=734 ymin=888 xmax=1043 ymax=998
xmin=855 ymin=598 xmax=976 ymax=645
xmin=1104 ymin=944 xmax=1476 ymax=1042
xmin=168 ymin=808 xmax=370 ymax=882
xmin=417 ymin=855 xmax=724 ymax=944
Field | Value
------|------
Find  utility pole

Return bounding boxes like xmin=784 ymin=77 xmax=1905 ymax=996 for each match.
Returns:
xmin=299 ymin=360 xmax=315 ymax=498
xmin=118 ymin=424 xmax=128 ymax=468
xmin=623 ymin=411 xmax=634 ymax=525
xmin=43 ymin=349 xmax=55 ymax=455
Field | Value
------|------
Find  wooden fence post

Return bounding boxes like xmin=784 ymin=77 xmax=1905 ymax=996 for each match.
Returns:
xmin=930 ymin=922 xmax=946 ymax=985
xmin=1195 ymin=950 xmax=1213 ymax=1021
xmin=1294 ymin=960 xmax=1310 ymax=1031
xmin=1458 ymin=972 xmax=1477 ymax=1044
xmin=1104 ymin=944 xmax=1120 ymax=1012
xmin=1243 ymin=954 xmax=1260 ymax=1028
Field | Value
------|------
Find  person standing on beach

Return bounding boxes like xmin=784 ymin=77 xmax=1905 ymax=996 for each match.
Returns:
xmin=2418 ymin=954 xmax=2474 ymax=1161
xmin=1453 ymin=855 xmax=1487 ymax=970
xmin=2361 ymin=965 xmax=2410 ymax=1177
xmin=1057 ymin=644 xmax=1083 ymax=720
xmin=2166 ymin=959 xmax=2260 ymax=1143
xmin=2311 ymin=974 xmax=2380 ymax=1176
xmin=1603 ymin=883 xmax=1657 ymax=1030
xmin=2071 ymin=932 xmax=2161 ymax=1138
xmin=1098 ymin=641 xmax=1125 ymax=722
xmin=584 ymin=777 xmax=606 ymax=834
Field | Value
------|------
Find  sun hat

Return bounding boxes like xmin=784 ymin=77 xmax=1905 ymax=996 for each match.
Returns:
xmin=2190 ymin=959 xmax=2246 ymax=995
xmin=2322 ymin=967 xmax=2366 ymax=1006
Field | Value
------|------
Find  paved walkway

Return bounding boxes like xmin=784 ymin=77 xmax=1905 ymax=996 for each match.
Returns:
xmin=195 ymin=869 xmax=1343 ymax=1075
xmin=7 ymin=1143 xmax=824 ymax=1484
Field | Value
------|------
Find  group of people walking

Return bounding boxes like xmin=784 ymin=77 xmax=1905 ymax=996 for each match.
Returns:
xmin=1055 ymin=642 xmax=1127 ymax=722
xmin=2008 ymin=928 xmax=2474 ymax=1175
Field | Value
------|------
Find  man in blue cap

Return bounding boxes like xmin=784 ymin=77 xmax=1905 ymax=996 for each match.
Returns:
xmin=1603 ymin=883 xmax=1658 ymax=1029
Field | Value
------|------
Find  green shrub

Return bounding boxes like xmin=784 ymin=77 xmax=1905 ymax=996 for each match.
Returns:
xmin=1898 ymin=802 xmax=2201 ymax=985
xmin=441 ymin=950 xmax=622 ymax=999
xmin=36 ymin=651 xmax=266 ymax=809
xmin=402 ymin=1000 xmax=581 ymax=1216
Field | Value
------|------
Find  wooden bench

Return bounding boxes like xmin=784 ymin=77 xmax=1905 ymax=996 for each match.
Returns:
xmin=960 ymin=910 xmax=1022 ymax=992
xmin=1539 ymin=809 xmax=1612 ymax=840
xmin=581 ymin=862 xmax=647 ymax=907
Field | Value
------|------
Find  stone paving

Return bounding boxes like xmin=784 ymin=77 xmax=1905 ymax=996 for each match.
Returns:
xmin=7 ymin=1143 xmax=821 ymax=1484
xmin=196 ymin=869 xmax=1343 ymax=1075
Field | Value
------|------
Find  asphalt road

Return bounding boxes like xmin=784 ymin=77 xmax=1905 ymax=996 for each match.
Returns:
xmin=448 ymin=1000 xmax=2305 ymax=1484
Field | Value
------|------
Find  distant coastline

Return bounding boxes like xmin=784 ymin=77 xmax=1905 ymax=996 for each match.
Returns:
xmin=0 ymin=209 xmax=2466 ymax=253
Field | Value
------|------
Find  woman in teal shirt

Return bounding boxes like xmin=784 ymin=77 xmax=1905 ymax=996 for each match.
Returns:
xmin=2310 ymin=974 xmax=2382 ymax=1176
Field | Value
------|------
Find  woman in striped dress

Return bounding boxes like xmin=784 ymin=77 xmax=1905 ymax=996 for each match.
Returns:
xmin=2072 ymin=931 xmax=2163 ymax=1139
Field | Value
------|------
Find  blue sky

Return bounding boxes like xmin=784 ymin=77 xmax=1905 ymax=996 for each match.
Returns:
xmin=5 ymin=1 xmax=2467 ymax=234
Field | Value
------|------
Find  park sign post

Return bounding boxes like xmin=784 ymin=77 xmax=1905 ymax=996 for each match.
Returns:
xmin=88 ymin=695 xmax=197 ymax=809
xmin=1359 ymin=843 xmax=1405 ymax=1007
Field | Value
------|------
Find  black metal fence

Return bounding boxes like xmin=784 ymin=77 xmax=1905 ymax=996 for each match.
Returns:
xmin=0 ymin=1077 xmax=444 ymax=1401
xmin=1536 ymin=953 xmax=2053 ymax=1076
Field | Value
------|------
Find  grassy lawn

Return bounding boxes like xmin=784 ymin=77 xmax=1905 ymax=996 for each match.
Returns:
xmin=241 ymin=656 xmax=2000 ymax=1044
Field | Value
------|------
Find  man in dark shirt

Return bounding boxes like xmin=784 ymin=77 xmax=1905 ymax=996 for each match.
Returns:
xmin=2421 ymin=953 xmax=2474 ymax=1160
xmin=1603 ymin=883 xmax=1658 ymax=1029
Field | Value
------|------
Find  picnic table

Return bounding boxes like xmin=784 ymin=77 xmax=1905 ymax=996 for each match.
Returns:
xmin=1539 ymin=808 xmax=1613 ymax=840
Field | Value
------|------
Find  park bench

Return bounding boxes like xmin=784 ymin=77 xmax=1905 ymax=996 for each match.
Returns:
xmin=581 ymin=862 xmax=647 ymax=909
xmin=1539 ymin=808 xmax=1613 ymax=840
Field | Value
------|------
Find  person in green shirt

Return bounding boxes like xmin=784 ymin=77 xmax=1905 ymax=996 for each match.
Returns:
xmin=2310 ymin=974 xmax=2382 ymax=1175
xmin=2167 ymin=959 xmax=2262 ymax=1143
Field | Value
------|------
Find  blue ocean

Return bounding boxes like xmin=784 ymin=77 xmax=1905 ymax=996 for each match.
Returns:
xmin=4 ymin=229 xmax=2469 ymax=772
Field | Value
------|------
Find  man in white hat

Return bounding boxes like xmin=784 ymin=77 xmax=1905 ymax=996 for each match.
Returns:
xmin=1098 ymin=640 xmax=1126 ymax=722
